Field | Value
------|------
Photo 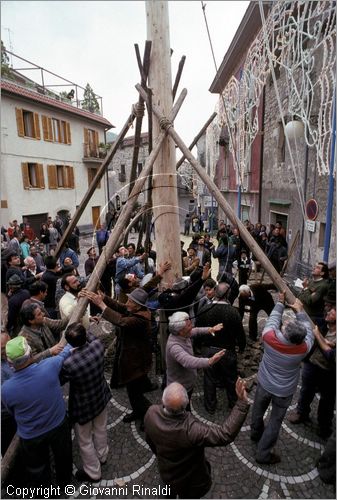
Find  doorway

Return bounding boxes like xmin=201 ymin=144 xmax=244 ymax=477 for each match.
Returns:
xmin=92 ymin=206 xmax=101 ymax=228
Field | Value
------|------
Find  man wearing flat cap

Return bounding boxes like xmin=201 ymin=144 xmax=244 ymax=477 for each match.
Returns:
xmin=7 ymin=274 xmax=30 ymax=337
xmin=81 ymin=286 xmax=153 ymax=427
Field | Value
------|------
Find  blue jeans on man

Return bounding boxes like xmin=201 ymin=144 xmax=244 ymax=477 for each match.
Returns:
xmin=250 ymin=383 xmax=292 ymax=463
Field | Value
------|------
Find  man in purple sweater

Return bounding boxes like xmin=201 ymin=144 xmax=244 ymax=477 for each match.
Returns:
xmin=1 ymin=336 xmax=72 ymax=487
xmin=250 ymin=293 xmax=313 ymax=464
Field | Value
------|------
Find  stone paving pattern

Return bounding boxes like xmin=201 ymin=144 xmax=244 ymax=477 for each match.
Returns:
xmin=2 ymin=233 xmax=335 ymax=499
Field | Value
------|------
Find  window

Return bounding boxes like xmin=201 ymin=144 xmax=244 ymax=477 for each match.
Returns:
xmin=84 ymin=128 xmax=99 ymax=157
xmin=47 ymin=165 xmax=74 ymax=189
xmin=41 ymin=115 xmax=71 ymax=144
xmin=278 ymin=122 xmax=286 ymax=163
xmin=21 ymin=163 xmax=45 ymax=189
xmin=88 ymin=167 xmax=101 ymax=188
xmin=137 ymin=162 xmax=143 ymax=176
xmin=16 ymin=108 xmax=40 ymax=139
xmin=119 ymin=164 xmax=126 ymax=183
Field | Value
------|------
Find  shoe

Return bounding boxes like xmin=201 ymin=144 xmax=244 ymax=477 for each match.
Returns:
xmin=123 ymin=412 xmax=139 ymax=423
xmin=75 ymin=469 xmax=101 ymax=483
xmin=287 ymin=411 xmax=309 ymax=424
xmin=250 ymin=434 xmax=262 ymax=443
xmin=256 ymin=453 xmax=281 ymax=465
xmin=144 ymin=381 xmax=158 ymax=393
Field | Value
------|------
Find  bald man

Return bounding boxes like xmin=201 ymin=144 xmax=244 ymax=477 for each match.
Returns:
xmin=144 ymin=380 xmax=249 ymax=499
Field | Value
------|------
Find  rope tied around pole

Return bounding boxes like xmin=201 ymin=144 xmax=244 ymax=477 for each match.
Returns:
xmin=159 ymin=116 xmax=173 ymax=131
xmin=134 ymin=101 xmax=145 ymax=118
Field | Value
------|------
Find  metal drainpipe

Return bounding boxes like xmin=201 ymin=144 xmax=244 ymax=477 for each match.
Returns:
xmin=323 ymin=92 xmax=336 ymax=262
xmin=258 ymin=86 xmax=266 ymax=221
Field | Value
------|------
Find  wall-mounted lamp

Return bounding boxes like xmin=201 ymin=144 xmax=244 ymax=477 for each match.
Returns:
xmin=285 ymin=119 xmax=304 ymax=140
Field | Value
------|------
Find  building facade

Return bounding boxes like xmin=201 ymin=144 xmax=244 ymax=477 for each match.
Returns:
xmin=1 ymin=73 xmax=113 ymax=235
xmin=206 ymin=0 xmax=336 ymax=267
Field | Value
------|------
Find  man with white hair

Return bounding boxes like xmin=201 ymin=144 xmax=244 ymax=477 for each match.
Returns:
xmin=166 ymin=311 xmax=225 ymax=402
xmin=144 ymin=380 xmax=249 ymax=499
xmin=250 ymin=293 xmax=313 ymax=464
xmin=238 ymin=283 xmax=275 ymax=340
xmin=1 ymin=336 xmax=72 ymax=486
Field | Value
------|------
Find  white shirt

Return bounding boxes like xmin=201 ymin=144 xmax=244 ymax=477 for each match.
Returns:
xmin=59 ymin=291 xmax=90 ymax=329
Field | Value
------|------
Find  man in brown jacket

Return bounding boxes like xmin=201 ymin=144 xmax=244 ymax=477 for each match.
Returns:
xmin=144 ymin=379 xmax=249 ymax=499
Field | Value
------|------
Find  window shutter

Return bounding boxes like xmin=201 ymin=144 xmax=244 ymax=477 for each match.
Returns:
xmin=66 ymin=122 xmax=71 ymax=144
xmin=47 ymin=165 xmax=58 ymax=189
xmin=21 ymin=163 xmax=30 ymax=189
xmin=47 ymin=118 xmax=53 ymax=141
xmin=33 ymin=113 xmax=41 ymax=139
xmin=16 ymin=108 xmax=24 ymax=137
xmin=42 ymin=115 xmax=49 ymax=141
xmin=84 ymin=128 xmax=89 ymax=144
xmin=66 ymin=166 xmax=74 ymax=188
xmin=94 ymin=131 xmax=99 ymax=147
xmin=37 ymin=164 xmax=45 ymax=188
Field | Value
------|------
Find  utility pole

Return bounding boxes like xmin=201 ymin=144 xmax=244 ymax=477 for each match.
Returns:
xmin=146 ymin=1 xmax=182 ymax=284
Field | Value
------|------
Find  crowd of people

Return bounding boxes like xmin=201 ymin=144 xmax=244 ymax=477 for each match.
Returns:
xmin=1 ymin=214 xmax=336 ymax=495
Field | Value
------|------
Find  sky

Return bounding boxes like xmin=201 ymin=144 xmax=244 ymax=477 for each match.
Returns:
xmin=2 ymin=1 xmax=249 ymax=146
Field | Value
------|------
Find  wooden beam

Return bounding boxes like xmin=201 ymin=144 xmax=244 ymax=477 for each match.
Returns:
xmin=176 ymin=112 xmax=217 ymax=169
xmin=53 ymin=110 xmax=138 ymax=260
xmin=146 ymin=0 xmax=182 ymax=285
xmin=1 ymin=434 xmax=20 ymax=485
xmin=67 ymin=88 xmax=187 ymax=325
xmin=172 ymin=55 xmax=186 ymax=101
xmin=136 ymin=83 xmax=297 ymax=303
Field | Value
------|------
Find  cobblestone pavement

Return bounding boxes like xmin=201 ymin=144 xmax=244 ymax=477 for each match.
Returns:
xmin=70 ymin=233 xmax=336 ymax=499
xmin=2 ymin=233 xmax=335 ymax=499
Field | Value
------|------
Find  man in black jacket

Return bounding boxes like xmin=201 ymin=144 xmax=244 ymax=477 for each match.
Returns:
xmin=195 ymin=283 xmax=246 ymax=412
xmin=238 ymin=284 xmax=275 ymax=340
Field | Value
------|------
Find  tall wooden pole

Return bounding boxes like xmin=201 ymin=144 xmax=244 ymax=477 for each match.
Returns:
xmin=146 ymin=1 xmax=182 ymax=284
xmin=136 ymin=84 xmax=297 ymax=304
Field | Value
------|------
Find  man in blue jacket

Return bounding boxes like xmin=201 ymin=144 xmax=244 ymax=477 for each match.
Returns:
xmin=2 ymin=336 xmax=72 ymax=486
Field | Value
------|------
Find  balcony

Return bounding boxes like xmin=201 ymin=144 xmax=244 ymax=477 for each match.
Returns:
xmin=83 ymin=143 xmax=102 ymax=163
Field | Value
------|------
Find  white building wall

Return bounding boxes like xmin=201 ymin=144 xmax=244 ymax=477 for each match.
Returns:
xmin=1 ymin=95 xmax=108 ymax=229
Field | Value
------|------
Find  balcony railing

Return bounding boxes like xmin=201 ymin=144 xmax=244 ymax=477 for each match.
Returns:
xmin=83 ymin=143 xmax=100 ymax=159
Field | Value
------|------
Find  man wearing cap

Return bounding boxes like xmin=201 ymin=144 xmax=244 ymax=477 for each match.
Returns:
xmin=250 ymin=293 xmax=313 ymax=464
xmin=82 ymin=287 xmax=153 ymax=426
xmin=238 ymin=283 xmax=275 ymax=340
xmin=6 ymin=274 xmax=30 ymax=337
xmin=5 ymin=252 xmax=26 ymax=284
xmin=1 ymin=336 xmax=72 ymax=486
xmin=298 ymin=262 xmax=330 ymax=328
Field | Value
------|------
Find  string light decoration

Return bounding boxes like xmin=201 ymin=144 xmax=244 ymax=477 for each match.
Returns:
xmin=217 ymin=0 xmax=336 ymax=179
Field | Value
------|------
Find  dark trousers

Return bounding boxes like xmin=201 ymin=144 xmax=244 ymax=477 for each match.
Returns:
xmin=297 ymin=362 xmax=335 ymax=432
xmin=251 ymin=383 xmax=292 ymax=462
xmin=1 ymin=412 xmax=17 ymax=457
xmin=20 ymin=416 xmax=72 ymax=486
xmin=126 ymin=375 xmax=152 ymax=419
xmin=204 ymin=349 xmax=238 ymax=412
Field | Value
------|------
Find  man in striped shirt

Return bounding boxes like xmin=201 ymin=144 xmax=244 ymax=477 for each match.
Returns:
xmin=250 ymin=293 xmax=313 ymax=464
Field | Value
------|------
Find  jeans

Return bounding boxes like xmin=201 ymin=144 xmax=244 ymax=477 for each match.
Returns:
xmin=20 ymin=416 xmax=72 ymax=486
xmin=251 ymin=383 xmax=292 ymax=462
xmin=297 ymin=361 xmax=335 ymax=432
xmin=204 ymin=348 xmax=238 ymax=412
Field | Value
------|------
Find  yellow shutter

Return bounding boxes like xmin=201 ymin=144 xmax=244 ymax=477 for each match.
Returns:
xmin=16 ymin=108 xmax=24 ymax=137
xmin=33 ymin=113 xmax=41 ymax=139
xmin=21 ymin=163 xmax=30 ymax=189
xmin=94 ymin=130 xmax=99 ymax=147
xmin=66 ymin=166 xmax=74 ymax=188
xmin=84 ymin=128 xmax=89 ymax=144
xmin=47 ymin=165 xmax=58 ymax=189
xmin=37 ymin=164 xmax=45 ymax=188
xmin=66 ymin=122 xmax=71 ymax=144
xmin=47 ymin=117 xmax=53 ymax=141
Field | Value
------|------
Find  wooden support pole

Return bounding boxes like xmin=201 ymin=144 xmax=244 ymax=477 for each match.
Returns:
xmin=67 ymin=88 xmax=187 ymax=325
xmin=176 ymin=112 xmax=217 ymax=169
xmin=172 ymin=55 xmax=186 ymax=101
xmin=1 ymin=434 xmax=20 ymax=485
xmin=146 ymin=0 xmax=182 ymax=284
xmin=53 ymin=110 xmax=138 ymax=260
xmin=136 ymin=83 xmax=297 ymax=304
